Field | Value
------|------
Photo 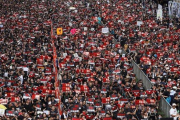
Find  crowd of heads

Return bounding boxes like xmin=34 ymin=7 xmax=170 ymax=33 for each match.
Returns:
xmin=0 ymin=0 xmax=179 ymax=120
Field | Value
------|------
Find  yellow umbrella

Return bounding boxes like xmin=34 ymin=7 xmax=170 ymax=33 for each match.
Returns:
xmin=0 ymin=104 xmax=7 ymax=110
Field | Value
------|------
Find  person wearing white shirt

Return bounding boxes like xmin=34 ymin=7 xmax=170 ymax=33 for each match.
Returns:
xmin=170 ymin=103 xmax=179 ymax=120
xmin=170 ymin=86 xmax=177 ymax=96
xmin=18 ymin=75 xmax=23 ymax=84
xmin=61 ymin=111 xmax=68 ymax=119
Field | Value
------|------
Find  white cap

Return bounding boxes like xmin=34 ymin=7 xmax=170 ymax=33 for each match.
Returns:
xmin=173 ymin=86 xmax=177 ymax=90
xmin=172 ymin=103 xmax=176 ymax=106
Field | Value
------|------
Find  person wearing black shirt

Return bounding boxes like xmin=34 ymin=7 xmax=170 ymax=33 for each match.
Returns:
xmin=162 ymin=87 xmax=170 ymax=99
xmin=124 ymin=103 xmax=137 ymax=120
xmin=29 ymin=104 xmax=36 ymax=116
xmin=135 ymin=53 xmax=141 ymax=65
xmin=172 ymin=94 xmax=180 ymax=110
xmin=23 ymin=99 xmax=33 ymax=113
xmin=134 ymin=81 xmax=145 ymax=91
xmin=120 ymin=36 xmax=127 ymax=47
xmin=148 ymin=108 xmax=157 ymax=120
xmin=121 ymin=69 xmax=127 ymax=78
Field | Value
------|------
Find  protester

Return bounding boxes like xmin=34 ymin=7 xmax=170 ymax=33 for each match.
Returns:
xmin=56 ymin=0 xmax=162 ymax=119
xmin=170 ymin=103 xmax=179 ymax=120
xmin=0 ymin=0 xmax=179 ymax=119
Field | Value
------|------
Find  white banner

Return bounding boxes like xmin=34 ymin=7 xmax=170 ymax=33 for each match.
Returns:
xmin=102 ymin=28 xmax=109 ymax=33
xmin=137 ymin=21 xmax=143 ymax=26
xmin=158 ymin=4 xmax=162 ymax=10
xmin=157 ymin=9 xmax=163 ymax=21
xmin=0 ymin=109 xmax=5 ymax=116
xmin=169 ymin=1 xmax=180 ymax=18
xmin=178 ymin=6 xmax=180 ymax=18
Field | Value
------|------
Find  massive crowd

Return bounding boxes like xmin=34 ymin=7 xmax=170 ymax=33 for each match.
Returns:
xmin=0 ymin=0 xmax=179 ymax=120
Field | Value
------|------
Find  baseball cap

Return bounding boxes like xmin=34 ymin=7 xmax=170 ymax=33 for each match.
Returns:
xmin=172 ymin=103 xmax=176 ymax=106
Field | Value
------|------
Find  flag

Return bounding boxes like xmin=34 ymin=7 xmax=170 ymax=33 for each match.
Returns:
xmin=0 ymin=109 xmax=5 ymax=116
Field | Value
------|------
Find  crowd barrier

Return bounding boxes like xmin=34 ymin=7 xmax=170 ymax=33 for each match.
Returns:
xmin=51 ymin=22 xmax=62 ymax=117
xmin=159 ymin=96 xmax=171 ymax=117
xmin=131 ymin=59 xmax=171 ymax=117
xmin=120 ymin=47 xmax=172 ymax=117
xmin=131 ymin=60 xmax=153 ymax=90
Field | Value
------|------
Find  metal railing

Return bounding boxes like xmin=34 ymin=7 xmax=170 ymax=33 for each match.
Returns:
xmin=159 ymin=96 xmax=171 ymax=117
xmin=131 ymin=60 xmax=153 ymax=90
xmin=131 ymin=59 xmax=171 ymax=117
xmin=121 ymin=48 xmax=171 ymax=117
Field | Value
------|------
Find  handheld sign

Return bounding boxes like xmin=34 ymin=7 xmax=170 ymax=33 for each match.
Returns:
xmin=57 ymin=28 xmax=63 ymax=35
xmin=137 ymin=21 xmax=143 ymax=26
xmin=70 ymin=28 xmax=76 ymax=35
xmin=102 ymin=27 xmax=109 ymax=33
